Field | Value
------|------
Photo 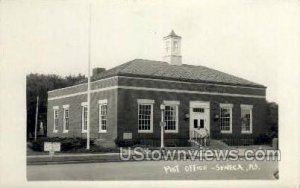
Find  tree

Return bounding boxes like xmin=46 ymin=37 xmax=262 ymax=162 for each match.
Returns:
xmin=26 ymin=73 xmax=86 ymax=139
xmin=266 ymin=102 xmax=278 ymax=138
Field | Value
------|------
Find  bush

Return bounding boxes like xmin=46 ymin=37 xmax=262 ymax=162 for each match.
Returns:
xmin=29 ymin=137 xmax=95 ymax=152
xmin=114 ymin=138 xmax=140 ymax=147
xmin=254 ymin=134 xmax=272 ymax=145
xmin=254 ymin=127 xmax=278 ymax=145
xmin=74 ymin=146 xmax=119 ymax=153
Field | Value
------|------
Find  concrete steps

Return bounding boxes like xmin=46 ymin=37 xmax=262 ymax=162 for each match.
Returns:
xmin=189 ymin=139 xmax=231 ymax=150
xmin=208 ymin=139 xmax=231 ymax=150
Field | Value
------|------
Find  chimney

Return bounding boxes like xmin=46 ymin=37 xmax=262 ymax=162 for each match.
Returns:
xmin=163 ymin=30 xmax=182 ymax=65
xmin=92 ymin=68 xmax=106 ymax=79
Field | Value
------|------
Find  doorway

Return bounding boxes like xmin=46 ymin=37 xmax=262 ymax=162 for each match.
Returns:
xmin=189 ymin=101 xmax=210 ymax=139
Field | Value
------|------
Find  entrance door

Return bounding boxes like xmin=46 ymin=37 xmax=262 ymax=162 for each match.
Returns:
xmin=189 ymin=101 xmax=210 ymax=139
xmin=192 ymin=115 xmax=206 ymax=129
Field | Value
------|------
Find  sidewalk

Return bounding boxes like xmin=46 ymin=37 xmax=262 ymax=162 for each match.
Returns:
xmin=27 ymin=152 xmax=121 ymax=165
xmin=27 ymin=147 xmax=279 ymax=165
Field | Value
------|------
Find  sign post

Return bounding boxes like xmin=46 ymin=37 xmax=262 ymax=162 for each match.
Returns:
xmin=160 ymin=104 xmax=166 ymax=149
xmin=44 ymin=142 xmax=61 ymax=159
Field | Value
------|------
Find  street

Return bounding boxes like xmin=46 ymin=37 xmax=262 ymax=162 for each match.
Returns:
xmin=27 ymin=159 xmax=278 ymax=180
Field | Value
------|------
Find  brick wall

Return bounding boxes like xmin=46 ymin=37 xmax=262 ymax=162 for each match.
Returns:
xmin=117 ymin=88 xmax=267 ymax=145
xmin=47 ymin=75 xmax=267 ymax=147
xmin=48 ymin=77 xmax=118 ymax=98
xmin=118 ymin=76 xmax=265 ymax=96
xmin=48 ymin=75 xmax=265 ymax=99
xmin=47 ymin=89 xmax=118 ymax=147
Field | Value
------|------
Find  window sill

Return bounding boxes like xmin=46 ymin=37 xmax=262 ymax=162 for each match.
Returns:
xmin=221 ymin=131 xmax=232 ymax=134
xmin=99 ymin=131 xmax=107 ymax=133
xmin=241 ymin=131 xmax=252 ymax=134
xmin=165 ymin=130 xmax=178 ymax=134
xmin=63 ymin=130 xmax=69 ymax=133
xmin=53 ymin=130 xmax=58 ymax=133
xmin=138 ymin=130 xmax=153 ymax=133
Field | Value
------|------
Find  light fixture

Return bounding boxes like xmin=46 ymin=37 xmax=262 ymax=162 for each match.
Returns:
xmin=160 ymin=104 xmax=166 ymax=110
xmin=185 ymin=113 xmax=190 ymax=119
xmin=214 ymin=114 xmax=219 ymax=121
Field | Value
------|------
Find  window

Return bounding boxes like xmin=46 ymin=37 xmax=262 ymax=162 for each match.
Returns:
xmin=173 ymin=41 xmax=178 ymax=52
xmin=220 ymin=104 xmax=233 ymax=133
xmin=193 ymin=108 xmax=205 ymax=113
xmin=138 ymin=99 xmax=154 ymax=133
xmin=165 ymin=41 xmax=170 ymax=53
xmin=99 ymin=99 xmax=108 ymax=133
xmin=199 ymin=119 xmax=204 ymax=128
xmin=53 ymin=106 xmax=59 ymax=133
xmin=241 ymin=105 xmax=253 ymax=134
xmin=63 ymin=105 xmax=69 ymax=133
xmin=164 ymin=101 xmax=179 ymax=133
xmin=81 ymin=102 xmax=88 ymax=133
xmin=194 ymin=119 xmax=198 ymax=128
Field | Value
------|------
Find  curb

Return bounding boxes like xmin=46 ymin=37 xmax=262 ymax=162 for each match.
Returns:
xmin=27 ymin=150 xmax=279 ymax=165
xmin=27 ymin=153 xmax=120 ymax=165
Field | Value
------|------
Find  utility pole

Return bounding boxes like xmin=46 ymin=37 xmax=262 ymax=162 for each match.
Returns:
xmin=34 ymin=96 xmax=39 ymax=141
xmin=86 ymin=4 xmax=92 ymax=150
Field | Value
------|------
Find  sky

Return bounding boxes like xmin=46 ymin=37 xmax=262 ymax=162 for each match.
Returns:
xmin=1 ymin=0 xmax=300 ymax=102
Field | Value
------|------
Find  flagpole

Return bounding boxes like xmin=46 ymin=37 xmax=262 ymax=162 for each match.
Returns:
xmin=86 ymin=4 xmax=92 ymax=150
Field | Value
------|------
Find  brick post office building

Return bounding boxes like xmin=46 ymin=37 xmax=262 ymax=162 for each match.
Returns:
xmin=47 ymin=31 xmax=269 ymax=147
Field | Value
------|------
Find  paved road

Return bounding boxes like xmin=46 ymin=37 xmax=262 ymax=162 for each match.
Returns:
xmin=27 ymin=159 xmax=278 ymax=180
